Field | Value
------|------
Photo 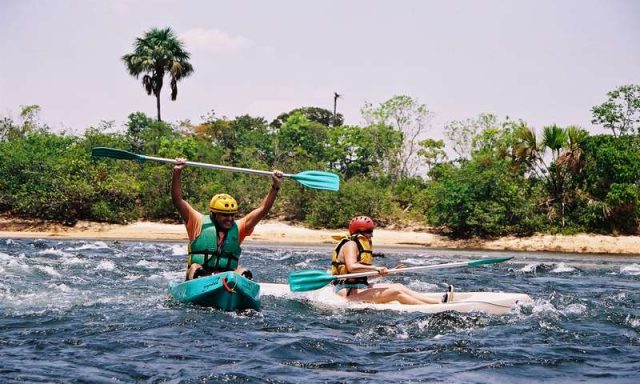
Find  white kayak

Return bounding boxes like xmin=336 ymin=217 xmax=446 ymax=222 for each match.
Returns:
xmin=259 ymin=283 xmax=532 ymax=315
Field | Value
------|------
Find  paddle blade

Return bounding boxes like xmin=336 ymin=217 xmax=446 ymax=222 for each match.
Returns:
xmin=290 ymin=171 xmax=340 ymax=191
xmin=468 ymin=256 xmax=513 ymax=267
xmin=288 ymin=269 xmax=337 ymax=292
xmin=92 ymin=147 xmax=144 ymax=161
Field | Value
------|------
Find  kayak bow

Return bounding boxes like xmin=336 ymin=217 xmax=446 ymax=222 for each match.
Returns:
xmin=168 ymin=271 xmax=260 ymax=311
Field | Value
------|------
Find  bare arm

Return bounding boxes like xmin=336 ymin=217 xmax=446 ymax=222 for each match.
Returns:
xmin=241 ymin=170 xmax=284 ymax=232
xmin=342 ymin=242 xmax=387 ymax=274
xmin=171 ymin=158 xmax=191 ymax=223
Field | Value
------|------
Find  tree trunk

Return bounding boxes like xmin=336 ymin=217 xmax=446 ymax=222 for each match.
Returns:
xmin=156 ymin=93 xmax=162 ymax=121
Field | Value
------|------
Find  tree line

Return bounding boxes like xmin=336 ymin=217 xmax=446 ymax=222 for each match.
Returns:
xmin=1 ymin=84 xmax=639 ymax=238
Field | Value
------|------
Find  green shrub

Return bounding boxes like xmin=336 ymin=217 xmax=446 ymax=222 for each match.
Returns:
xmin=305 ymin=178 xmax=392 ymax=229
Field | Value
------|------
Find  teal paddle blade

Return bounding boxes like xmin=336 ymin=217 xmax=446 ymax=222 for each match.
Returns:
xmin=92 ymin=147 xmax=144 ymax=161
xmin=288 ymin=269 xmax=337 ymax=292
xmin=290 ymin=171 xmax=340 ymax=191
xmin=468 ymin=256 xmax=513 ymax=267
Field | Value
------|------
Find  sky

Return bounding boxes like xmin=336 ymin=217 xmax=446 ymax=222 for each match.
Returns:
xmin=1 ymin=0 xmax=639 ymax=140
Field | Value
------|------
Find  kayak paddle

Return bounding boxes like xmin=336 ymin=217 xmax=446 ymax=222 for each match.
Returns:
xmin=92 ymin=147 xmax=340 ymax=191
xmin=288 ymin=256 xmax=513 ymax=292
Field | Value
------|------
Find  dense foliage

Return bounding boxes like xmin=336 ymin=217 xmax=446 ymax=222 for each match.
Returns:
xmin=1 ymin=86 xmax=639 ymax=237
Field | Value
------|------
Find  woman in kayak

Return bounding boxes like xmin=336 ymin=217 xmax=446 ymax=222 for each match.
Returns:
xmin=331 ymin=216 xmax=444 ymax=304
xmin=172 ymin=158 xmax=283 ymax=280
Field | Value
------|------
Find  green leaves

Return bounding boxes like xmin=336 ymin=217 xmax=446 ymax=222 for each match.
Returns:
xmin=542 ymin=124 xmax=569 ymax=159
xmin=122 ymin=27 xmax=194 ymax=120
xmin=425 ymin=157 xmax=544 ymax=237
xmin=591 ymin=84 xmax=640 ymax=136
xmin=2 ymin=83 xmax=640 ymax=236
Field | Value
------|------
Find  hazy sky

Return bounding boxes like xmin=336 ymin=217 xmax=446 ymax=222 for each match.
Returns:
xmin=1 ymin=0 xmax=639 ymax=139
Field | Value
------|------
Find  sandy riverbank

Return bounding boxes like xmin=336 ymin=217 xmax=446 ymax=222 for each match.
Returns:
xmin=1 ymin=217 xmax=640 ymax=255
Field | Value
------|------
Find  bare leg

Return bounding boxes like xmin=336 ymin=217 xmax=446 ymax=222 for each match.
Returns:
xmin=234 ymin=266 xmax=253 ymax=279
xmin=376 ymin=283 xmax=442 ymax=304
xmin=345 ymin=283 xmax=441 ymax=305
xmin=186 ymin=263 xmax=202 ymax=280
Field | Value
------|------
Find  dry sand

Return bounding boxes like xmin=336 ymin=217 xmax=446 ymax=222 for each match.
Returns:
xmin=1 ymin=217 xmax=640 ymax=255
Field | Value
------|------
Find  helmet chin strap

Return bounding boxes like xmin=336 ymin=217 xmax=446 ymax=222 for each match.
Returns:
xmin=210 ymin=213 xmax=223 ymax=231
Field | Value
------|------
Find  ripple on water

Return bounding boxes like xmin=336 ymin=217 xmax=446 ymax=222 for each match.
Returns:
xmin=0 ymin=238 xmax=639 ymax=383
xmin=622 ymin=263 xmax=640 ymax=275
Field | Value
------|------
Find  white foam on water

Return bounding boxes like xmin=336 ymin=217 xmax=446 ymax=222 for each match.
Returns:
xmin=621 ymin=263 xmax=640 ymax=276
xmin=60 ymin=255 xmax=88 ymax=265
xmin=400 ymin=257 xmax=430 ymax=265
xmin=96 ymin=260 xmax=115 ymax=271
xmin=394 ymin=326 xmax=411 ymax=339
xmin=36 ymin=265 xmax=61 ymax=277
xmin=36 ymin=248 xmax=74 ymax=257
xmin=355 ymin=322 xmax=412 ymax=340
xmin=138 ymin=242 xmax=169 ymax=252
xmin=4 ymin=239 xmax=16 ymax=245
xmin=69 ymin=241 xmax=110 ymax=250
xmin=613 ymin=291 xmax=627 ymax=300
xmin=94 ymin=295 xmax=138 ymax=306
xmin=123 ymin=273 xmax=143 ymax=281
xmin=560 ymin=303 xmax=587 ymax=315
xmin=551 ymin=262 xmax=575 ymax=273
xmin=531 ymin=299 xmax=558 ymax=315
xmin=47 ymin=282 xmax=71 ymax=292
xmin=5 ymin=257 xmax=31 ymax=272
xmin=148 ymin=270 xmax=183 ymax=282
xmin=519 ymin=263 xmax=540 ymax=273
xmin=170 ymin=244 xmax=187 ymax=255
xmin=293 ymin=259 xmax=314 ymax=268
xmin=0 ymin=251 xmax=14 ymax=261
xmin=2 ymin=285 xmax=88 ymax=316
xmin=264 ymin=252 xmax=298 ymax=261
xmin=626 ymin=315 xmax=640 ymax=329
xmin=260 ymin=283 xmax=347 ymax=307
xmin=135 ymin=259 xmax=161 ymax=269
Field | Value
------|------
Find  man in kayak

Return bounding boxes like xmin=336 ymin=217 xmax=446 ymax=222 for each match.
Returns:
xmin=331 ymin=216 xmax=444 ymax=304
xmin=172 ymin=158 xmax=283 ymax=280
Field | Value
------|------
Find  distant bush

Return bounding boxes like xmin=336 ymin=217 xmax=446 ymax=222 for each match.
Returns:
xmin=423 ymin=158 xmax=545 ymax=237
xmin=305 ymin=177 xmax=392 ymax=229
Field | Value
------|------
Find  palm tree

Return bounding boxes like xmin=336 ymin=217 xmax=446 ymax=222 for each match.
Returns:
xmin=542 ymin=124 xmax=568 ymax=161
xmin=557 ymin=125 xmax=589 ymax=174
xmin=512 ymin=124 xmax=545 ymax=177
xmin=122 ymin=27 xmax=194 ymax=121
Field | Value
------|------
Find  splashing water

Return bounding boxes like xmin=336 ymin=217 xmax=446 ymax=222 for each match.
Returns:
xmin=0 ymin=238 xmax=638 ymax=383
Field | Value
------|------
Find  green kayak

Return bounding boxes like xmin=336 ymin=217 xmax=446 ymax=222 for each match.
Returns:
xmin=168 ymin=271 xmax=261 ymax=311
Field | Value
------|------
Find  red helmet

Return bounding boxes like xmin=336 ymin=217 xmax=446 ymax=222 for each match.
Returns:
xmin=349 ymin=216 xmax=375 ymax=234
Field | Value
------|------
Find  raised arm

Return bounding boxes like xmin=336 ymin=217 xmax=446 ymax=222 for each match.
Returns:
xmin=241 ymin=170 xmax=283 ymax=232
xmin=171 ymin=158 xmax=191 ymax=223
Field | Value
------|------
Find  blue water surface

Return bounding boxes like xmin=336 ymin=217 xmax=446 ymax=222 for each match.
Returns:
xmin=0 ymin=238 xmax=639 ymax=383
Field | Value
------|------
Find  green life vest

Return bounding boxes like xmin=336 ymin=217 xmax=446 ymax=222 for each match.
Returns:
xmin=187 ymin=214 xmax=241 ymax=271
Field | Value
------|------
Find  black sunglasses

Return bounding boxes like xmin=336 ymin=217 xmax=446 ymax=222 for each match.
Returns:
xmin=361 ymin=229 xmax=374 ymax=234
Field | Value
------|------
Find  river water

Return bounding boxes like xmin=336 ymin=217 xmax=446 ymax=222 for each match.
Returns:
xmin=1 ymin=238 xmax=639 ymax=383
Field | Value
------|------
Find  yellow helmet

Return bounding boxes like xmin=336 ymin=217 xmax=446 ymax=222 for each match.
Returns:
xmin=209 ymin=194 xmax=238 ymax=214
